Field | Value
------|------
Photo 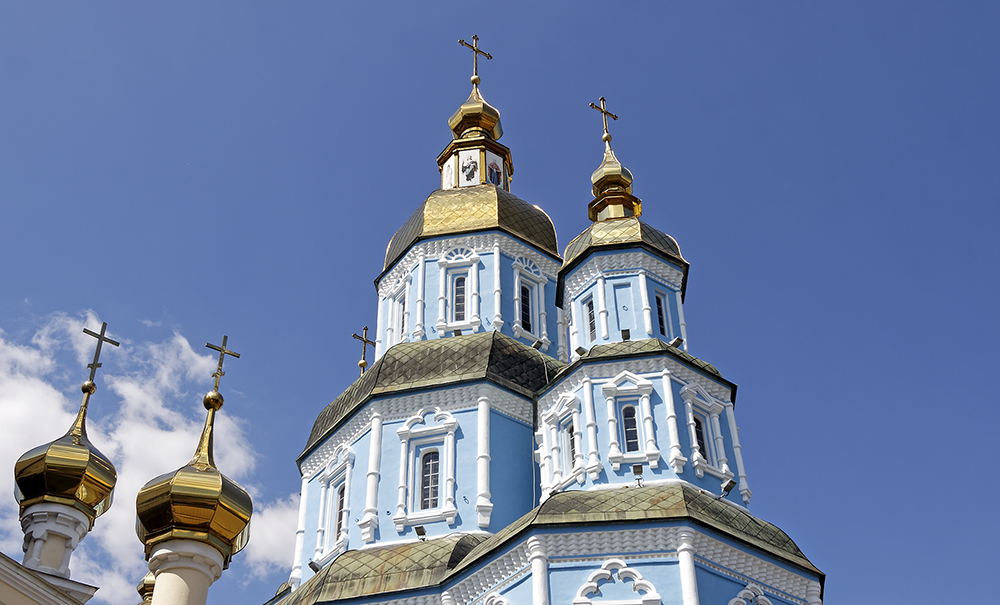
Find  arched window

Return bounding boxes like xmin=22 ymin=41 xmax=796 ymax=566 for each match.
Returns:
xmin=454 ymin=276 xmax=466 ymax=322
xmin=520 ymin=284 xmax=532 ymax=333
xmin=420 ymin=450 xmax=440 ymax=510
xmin=622 ymin=406 xmax=640 ymax=453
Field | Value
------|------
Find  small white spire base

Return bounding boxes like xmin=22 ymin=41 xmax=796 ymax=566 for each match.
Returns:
xmin=20 ymin=502 xmax=90 ymax=579
xmin=148 ymin=539 xmax=224 ymax=605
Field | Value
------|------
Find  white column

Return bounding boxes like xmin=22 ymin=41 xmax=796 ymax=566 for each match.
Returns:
xmin=359 ymin=412 xmax=382 ymax=543
xmin=470 ymin=253 xmax=481 ymax=331
xmin=442 ymin=590 xmax=457 ymax=605
xmin=393 ymin=432 xmax=409 ymax=531
xmin=402 ymin=277 xmax=412 ymax=342
xmin=314 ymin=480 xmax=327 ymax=558
xmin=288 ymin=477 xmax=309 ymax=588
xmin=337 ymin=453 xmax=356 ymax=548
xmin=681 ymin=386 xmax=704 ymax=478
xmin=375 ymin=297 xmax=386 ymax=358
xmin=806 ymin=581 xmax=823 ymax=605
xmin=582 ymin=377 xmax=600 ymax=478
xmin=444 ymin=419 xmax=458 ymax=523
xmin=437 ymin=263 xmax=447 ymax=332
xmin=675 ymin=290 xmax=688 ymax=351
xmin=597 ymin=276 xmax=609 ymax=340
xmin=662 ymin=370 xmax=687 ymax=474
xmin=638 ymin=272 xmax=653 ymax=335
xmin=538 ymin=281 xmax=549 ymax=347
xmin=603 ymin=384 xmax=622 ymax=467
xmin=556 ymin=308 xmax=567 ymax=361
xmin=724 ymin=402 xmax=752 ymax=504
xmin=548 ymin=423 xmax=563 ymax=486
xmin=676 ymin=528 xmax=700 ymax=605
xmin=414 ymin=251 xmax=426 ymax=339
xmin=512 ymin=269 xmax=523 ymax=336
xmin=20 ymin=503 xmax=89 ymax=579
xmin=476 ymin=386 xmax=493 ymax=527
xmin=639 ymin=391 xmax=660 ymax=467
xmin=148 ymin=539 xmax=224 ymax=605
xmin=570 ymin=406 xmax=584 ymax=478
xmin=385 ymin=298 xmax=395 ymax=348
xmin=527 ymin=537 xmax=549 ymax=605
xmin=710 ymin=411 xmax=731 ymax=476
xmin=492 ymin=238 xmax=503 ymax=330
xmin=570 ymin=301 xmax=582 ymax=360
xmin=536 ymin=431 xmax=551 ymax=497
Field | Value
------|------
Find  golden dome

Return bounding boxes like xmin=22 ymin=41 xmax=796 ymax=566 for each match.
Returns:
xmin=591 ymin=145 xmax=634 ymax=197
xmin=448 ymin=86 xmax=502 ymax=141
xmin=135 ymin=390 xmax=252 ymax=567
xmin=14 ymin=380 xmax=116 ymax=527
xmin=382 ymin=184 xmax=560 ymax=272
xmin=136 ymin=571 xmax=155 ymax=604
xmin=562 ymin=217 xmax=685 ymax=268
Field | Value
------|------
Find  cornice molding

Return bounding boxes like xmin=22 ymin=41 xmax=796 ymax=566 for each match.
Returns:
xmin=541 ymin=358 xmax=733 ymax=404
xmin=564 ymin=252 xmax=683 ymax=301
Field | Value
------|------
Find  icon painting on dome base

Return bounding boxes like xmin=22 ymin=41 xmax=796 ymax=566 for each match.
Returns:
xmin=486 ymin=151 xmax=503 ymax=186
xmin=459 ymin=150 xmax=479 ymax=186
xmin=442 ymin=157 xmax=456 ymax=190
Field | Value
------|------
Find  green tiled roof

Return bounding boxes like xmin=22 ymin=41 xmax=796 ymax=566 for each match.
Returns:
xmin=300 ymin=331 xmax=566 ymax=460
xmin=281 ymin=533 xmax=489 ymax=605
xmin=449 ymin=483 xmax=821 ymax=579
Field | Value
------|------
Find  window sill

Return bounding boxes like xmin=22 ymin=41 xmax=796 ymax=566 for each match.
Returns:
xmin=393 ymin=504 xmax=457 ymax=532
xmin=609 ymin=449 xmax=660 ymax=471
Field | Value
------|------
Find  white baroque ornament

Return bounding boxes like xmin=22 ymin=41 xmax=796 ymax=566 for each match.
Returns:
xmin=573 ymin=558 xmax=662 ymax=605
xmin=729 ymin=583 xmax=774 ymax=605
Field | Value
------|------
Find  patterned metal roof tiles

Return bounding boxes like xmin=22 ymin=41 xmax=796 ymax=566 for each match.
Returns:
xmin=383 ymin=185 xmax=560 ymax=271
xmin=562 ymin=217 xmax=684 ymax=268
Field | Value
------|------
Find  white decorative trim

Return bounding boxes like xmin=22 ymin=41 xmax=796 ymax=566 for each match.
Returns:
xmin=724 ymin=401 xmax=752 ymax=505
xmin=581 ymin=376 xmax=602 ymax=480
xmin=677 ymin=527 xmax=701 ymax=605
xmin=675 ymin=290 xmax=688 ymax=351
xmin=638 ymin=272 xmax=653 ymax=335
xmin=512 ymin=257 xmax=549 ymax=350
xmin=527 ymin=537 xmax=549 ymax=605
xmin=20 ymin=503 xmax=90 ymax=579
xmin=556 ymin=307 xmax=567 ymax=362
xmin=438 ymin=247 xmax=480 ymax=334
xmin=596 ymin=276 xmax=609 ymax=340
xmin=602 ymin=370 xmax=661 ymax=470
xmin=492 ymin=237 xmax=503 ymax=331
xmin=728 ymin=582 xmax=774 ymax=605
xmin=0 ymin=553 xmax=95 ymax=605
xmin=300 ymin=385 xmax=532 ymax=477
xmin=564 ymin=251 xmax=684 ymax=303
xmin=314 ymin=445 xmax=355 ymax=561
xmin=379 ymin=233 xmax=560 ymax=297
xmin=394 ymin=408 xmax=459 ymax=531
xmin=288 ymin=476 xmax=309 ymax=588
xmin=483 ymin=592 xmax=509 ymax=605
xmin=358 ymin=410 xmax=383 ymax=543
xmin=539 ymin=358 xmax=733 ymax=405
xmin=476 ymin=385 xmax=494 ymax=527
xmin=680 ymin=385 xmax=732 ymax=487
xmin=538 ymin=393 xmax=585 ymax=495
xmin=148 ymin=539 xmax=224 ymax=603
xmin=573 ymin=558 xmax=662 ymax=605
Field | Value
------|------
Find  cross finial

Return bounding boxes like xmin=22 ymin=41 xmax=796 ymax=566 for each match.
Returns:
xmin=206 ymin=335 xmax=240 ymax=392
xmin=589 ymin=96 xmax=618 ymax=146
xmin=352 ymin=327 xmax=376 ymax=376
xmin=83 ymin=322 xmax=120 ymax=383
xmin=458 ymin=34 xmax=492 ymax=86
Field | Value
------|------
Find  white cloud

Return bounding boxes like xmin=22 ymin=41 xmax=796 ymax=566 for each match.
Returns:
xmin=138 ymin=319 xmax=162 ymax=327
xmin=0 ymin=312 xmax=284 ymax=605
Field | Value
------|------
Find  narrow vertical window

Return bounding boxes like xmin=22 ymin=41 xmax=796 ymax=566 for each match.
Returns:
xmin=454 ymin=276 xmax=466 ymax=322
xmin=566 ymin=421 xmax=577 ymax=469
xmin=693 ymin=416 xmax=708 ymax=460
xmin=399 ymin=300 xmax=406 ymax=336
xmin=655 ymin=293 xmax=667 ymax=336
xmin=420 ymin=451 xmax=440 ymax=510
xmin=520 ymin=284 xmax=532 ymax=333
xmin=586 ymin=299 xmax=596 ymax=342
xmin=622 ymin=406 xmax=640 ymax=452
xmin=334 ymin=483 xmax=346 ymax=538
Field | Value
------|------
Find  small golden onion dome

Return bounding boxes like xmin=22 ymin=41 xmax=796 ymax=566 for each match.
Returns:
xmin=135 ymin=390 xmax=252 ymax=568
xmin=448 ymin=86 xmax=503 ymax=141
xmin=14 ymin=381 xmax=117 ymax=527
xmin=135 ymin=571 xmax=155 ymax=604
xmin=591 ymin=145 xmax=634 ymax=197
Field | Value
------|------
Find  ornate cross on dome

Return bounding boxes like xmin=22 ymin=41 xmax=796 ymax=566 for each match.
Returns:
xmin=458 ymin=35 xmax=492 ymax=85
xmin=352 ymin=326 xmax=375 ymax=376
xmin=83 ymin=322 xmax=120 ymax=383
xmin=589 ymin=96 xmax=619 ymax=143
xmin=206 ymin=335 xmax=240 ymax=392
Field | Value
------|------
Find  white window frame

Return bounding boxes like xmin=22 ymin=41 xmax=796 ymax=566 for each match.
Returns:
xmin=602 ymin=371 xmax=661 ymax=470
xmin=437 ymin=247 xmax=480 ymax=334
xmin=584 ymin=297 xmax=597 ymax=343
xmin=394 ymin=408 xmax=458 ymax=531
xmin=386 ymin=278 xmax=411 ymax=348
xmin=680 ymin=384 xmax=734 ymax=486
xmin=538 ymin=394 xmax=584 ymax=496
xmin=512 ymin=257 xmax=549 ymax=350
xmin=313 ymin=446 xmax=354 ymax=566
xmin=654 ymin=290 xmax=671 ymax=338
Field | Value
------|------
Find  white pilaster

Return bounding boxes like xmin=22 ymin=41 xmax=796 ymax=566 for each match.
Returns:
xmin=675 ymin=290 xmax=688 ymax=351
xmin=570 ymin=302 xmax=582 ymax=360
xmin=375 ymin=297 xmax=386 ymax=358
xmin=148 ymin=539 xmax=224 ymax=605
xmin=393 ymin=431 xmax=409 ymax=529
xmin=662 ymin=370 xmax=687 ymax=474
xmin=582 ymin=377 xmax=601 ymax=479
xmin=359 ymin=411 xmax=382 ymax=543
xmin=710 ymin=411 xmax=731 ymax=476
xmin=288 ymin=477 xmax=309 ymax=588
xmin=492 ymin=238 xmax=503 ymax=330
xmin=724 ymin=401 xmax=752 ymax=504
xmin=556 ymin=308 xmax=567 ymax=362
xmin=470 ymin=254 xmax=481 ymax=331
xmin=314 ymin=481 xmax=327 ymax=558
xmin=476 ymin=386 xmax=493 ymax=527
xmin=513 ymin=269 xmax=522 ymax=336
xmin=597 ymin=276 xmax=609 ymax=340
xmin=20 ymin=503 xmax=90 ymax=580
xmin=681 ymin=386 xmax=705 ymax=478
xmin=527 ymin=537 xmax=549 ymax=605
xmin=603 ymin=387 xmax=623 ymax=465
xmin=806 ymin=581 xmax=823 ymax=605
xmin=677 ymin=528 xmax=701 ymax=605
xmin=436 ymin=263 xmax=447 ymax=332
xmin=414 ymin=252 xmax=426 ymax=339
xmin=639 ymin=392 xmax=660 ymax=467
xmin=638 ymin=272 xmax=653 ymax=335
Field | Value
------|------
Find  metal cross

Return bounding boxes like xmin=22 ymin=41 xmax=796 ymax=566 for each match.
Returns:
xmin=206 ymin=335 xmax=241 ymax=392
xmin=589 ymin=96 xmax=619 ymax=139
xmin=458 ymin=35 xmax=492 ymax=82
xmin=352 ymin=326 xmax=376 ymax=376
xmin=83 ymin=322 xmax=120 ymax=382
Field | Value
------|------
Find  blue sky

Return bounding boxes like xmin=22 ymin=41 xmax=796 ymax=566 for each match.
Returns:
xmin=1 ymin=2 xmax=998 ymax=604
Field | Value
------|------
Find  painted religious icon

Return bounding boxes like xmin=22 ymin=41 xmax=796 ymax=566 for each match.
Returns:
xmin=487 ymin=160 xmax=501 ymax=185
xmin=461 ymin=153 xmax=478 ymax=183
xmin=442 ymin=158 xmax=455 ymax=190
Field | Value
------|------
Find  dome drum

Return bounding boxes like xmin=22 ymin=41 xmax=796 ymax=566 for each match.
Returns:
xmin=588 ymin=190 xmax=642 ymax=222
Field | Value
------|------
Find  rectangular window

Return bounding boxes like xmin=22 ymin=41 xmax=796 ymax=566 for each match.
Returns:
xmin=693 ymin=416 xmax=708 ymax=461
xmin=454 ymin=275 xmax=466 ymax=322
xmin=655 ymin=293 xmax=668 ymax=336
xmin=520 ymin=284 xmax=532 ymax=333
xmin=586 ymin=298 xmax=596 ymax=341
xmin=334 ymin=484 xmax=346 ymax=538
xmin=622 ymin=405 xmax=640 ymax=453
xmin=420 ymin=450 xmax=440 ymax=510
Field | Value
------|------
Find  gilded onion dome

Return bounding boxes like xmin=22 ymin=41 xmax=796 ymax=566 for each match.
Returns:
xmin=135 ymin=390 xmax=252 ymax=568
xmin=448 ymin=85 xmax=502 ymax=141
xmin=14 ymin=379 xmax=117 ymax=527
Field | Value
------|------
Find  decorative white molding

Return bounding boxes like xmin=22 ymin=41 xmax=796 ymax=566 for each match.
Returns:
xmin=602 ymin=371 xmax=660 ymax=470
xmin=0 ymin=552 xmax=95 ymax=605
xmin=20 ymin=503 xmax=90 ymax=580
xmin=581 ymin=376 xmax=602 ymax=479
xmin=437 ymin=247 xmax=480 ymax=334
xmin=675 ymin=290 xmax=688 ymax=351
xmin=492 ymin=237 xmax=503 ymax=331
xmin=148 ymin=539 xmax=224 ymax=605
xmin=637 ymin=272 xmax=653 ymax=335
xmin=379 ymin=233 xmax=560 ymax=298
xmin=596 ymin=276 xmax=609 ymax=340
xmin=677 ymin=527 xmax=701 ymax=605
xmin=300 ymin=385 xmax=532 ymax=477
xmin=564 ymin=251 xmax=684 ymax=303
xmin=538 ymin=393 xmax=585 ymax=495
xmin=556 ymin=308 xmax=567 ymax=362
xmin=358 ymin=410 xmax=383 ymax=543
xmin=288 ymin=476 xmax=309 ymax=588
xmin=413 ymin=250 xmax=427 ymax=339
xmin=573 ymin=558 xmax=661 ymax=605
xmin=476 ymin=385 xmax=494 ymax=527
xmin=512 ymin=257 xmax=549 ymax=350
xmin=662 ymin=369 xmax=687 ymax=474
xmin=315 ymin=445 xmax=355 ymax=561
xmin=394 ymin=408 xmax=459 ymax=531
xmin=728 ymin=582 xmax=774 ymax=605
xmin=680 ymin=385 xmax=731 ymax=485
xmin=483 ymin=592 xmax=510 ymax=605
xmin=527 ymin=537 xmax=549 ymax=605
xmin=724 ymin=402 xmax=752 ymax=505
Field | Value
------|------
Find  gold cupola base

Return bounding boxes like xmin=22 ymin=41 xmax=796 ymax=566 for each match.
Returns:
xmin=437 ymin=85 xmax=513 ymax=192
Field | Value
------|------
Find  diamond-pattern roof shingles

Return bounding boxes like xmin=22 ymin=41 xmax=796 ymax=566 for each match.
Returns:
xmin=300 ymin=331 xmax=566 ymax=461
xmin=281 ymin=534 xmax=489 ymax=605
xmin=383 ymin=185 xmax=560 ymax=272
xmin=562 ymin=217 xmax=684 ymax=267
xmin=447 ymin=483 xmax=819 ymax=582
